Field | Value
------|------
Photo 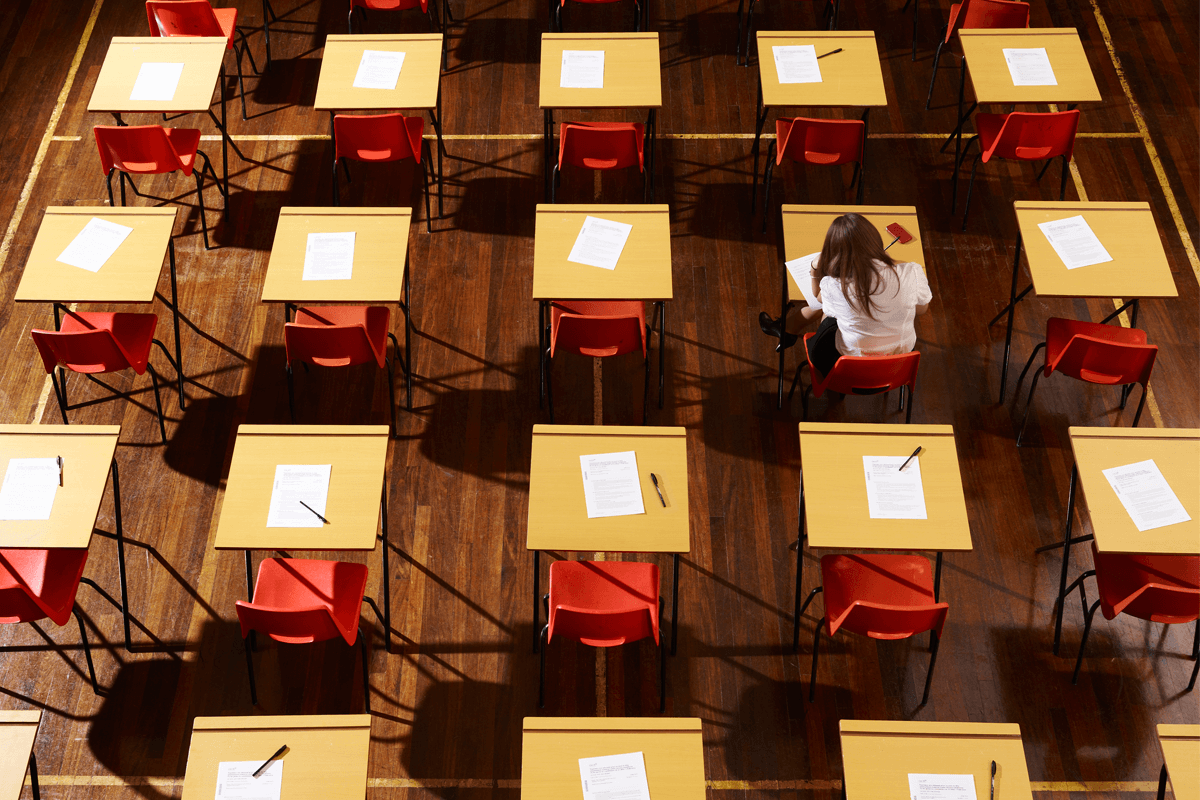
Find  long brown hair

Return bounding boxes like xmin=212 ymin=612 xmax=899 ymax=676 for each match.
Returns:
xmin=813 ymin=213 xmax=897 ymax=320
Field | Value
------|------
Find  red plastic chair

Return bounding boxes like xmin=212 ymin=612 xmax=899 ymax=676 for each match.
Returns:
xmin=759 ymin=117 xmax=864 ymax=233
xmin=146 ymin=0 xmax=258 ymax=120
xmin=31 ymin=312 xmax=173 ymax=443
xmin=924 ymin=0 xmax=1030 ymax=108
xmin=797 ymin=553 xmax=949 ymax=704
xmin=1062 ymin=542 xmax=1199 ymax=690
xmin=332 ymin=114 xmax=435 ymax=232
xmin=284 ymin=306 xmax=405 ymax=435
xmin=737 ymin=0 xmax=838 ymax=67
xmin=1014 ymin=317 xmax=1157 ymax=446
xmin=553 ymin=122 xmax=648 ymax=203
xmin=93 ymin=125 xmax=220 ymax=249
xmin=348 ymin=0 xmax=446 ymax=69
xmin=539 ymin=560 xmax=665 ymax=711
xmin=789 ymin=333 xmax=920 ymax=423
xmin=546 ymin=300 xmax=651 ymax=424
xmin=955 ymin=110 xmax=1079 ymax=230
xmin=0 ymin=549 xmax=100 ymax=694
xmin=553 ymin=0 xmax=644 ymax=33
xmin=235 ymin=557 xmax=374 ymax=711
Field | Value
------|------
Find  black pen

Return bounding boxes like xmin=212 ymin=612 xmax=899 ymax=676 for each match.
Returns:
xmin=989 ymin=759 xmax=997 ymax=800
xmin=56 ymin=456 xmax=63 ymax=487
xmin=898 ymin=446 xmax=922 ymax=471
xmin=817 ymin=48 xmax=843 ymax=59
xmin=252 ymin=744 xmax=288 ymax=777
xmin=883 ymin=234 xmax=899 ymax=251
xmin=650 ymin=473 xmax=666 ymax=507
xmin=298 ymin=501 xmax=329 ymax=524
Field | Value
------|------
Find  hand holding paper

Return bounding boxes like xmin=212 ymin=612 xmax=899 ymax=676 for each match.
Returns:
xmin=785 ymin=252 xmax=821 ymax=309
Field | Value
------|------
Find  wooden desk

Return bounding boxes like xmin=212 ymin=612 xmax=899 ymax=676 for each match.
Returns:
xmin=840 ymin=720 xmax=1033 ymax=800
xmin=527 ymin=424 xmax=689 ymax=653
xmin=16 ymin=206 xmax=187 ymax=408
xmin=263 ymin=207 xmax=414 ymax=408
xmin=521 ymin=717 xmax=705 ymax=800
xmin=532 ymin=204 xmax=671 ymax=411
xmin=991 ymin=201 xmax=1177 ymax=401
xmin=0 ymin=711 xmax=41 ymax=800
xmin=214 ymin=425 xmax=395 ymax=649
xmin=181 ymin=715 xmax=371 ymax=800
xmin=1156 ymin=724 xmax=1200 ymax=800
xmin=795 ymin=423 xmax=972 ymax=648
xmin=0 ymin=425 xmax=134 ymax=651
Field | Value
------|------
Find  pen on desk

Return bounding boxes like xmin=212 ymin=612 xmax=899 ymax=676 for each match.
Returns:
xmin=298 ymin=501 xmax=329 ymax=524
xmin=989 ymin=759 xmax=997 ymax=800
xmin=252 ymin=745 xmax=288 ymax=778
xmin=898 ymin=446 xmax=922 ymax=471
xmin=883 ymin=234 xmax=900 ymax=251
xmin=650 ymin=473 xmax=666 ymax=507
xmin=816 ymin=48 xmax=843 ymax=59
xmin=56 ymin=456 xmax=63 ymax=487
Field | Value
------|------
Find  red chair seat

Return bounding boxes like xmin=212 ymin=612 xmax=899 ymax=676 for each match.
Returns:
xmin=94 ymin=125 xmax=201 ymax=177
xmin=33 ymin=311 xmax=157 ymax=375
xmin=236 ymin=558 xmax=369 ymax=646
xmin=1044 ymin=317 xmax=1147 ymax=384
xmin=547 ymin=560 xmax=660 ymax=647
xmin=352 ymin=0 xmax=430 ymax=13
xmin=1092 ymin=543 xmax=1199 ymax=624
xmin=550 ymin=300 xmax=646 ymax=358
xmin=559 ymin=122 xmax=645 ymax=171
xmin=334 ymin=114 xmax=424 ymax=164
xmin=0 ymin=549 xmax=89 ymax=626
xmin=287 ymin=306 xmax=391 ymax=369
xmin=820 ymin=554 xmax=947 ymax=639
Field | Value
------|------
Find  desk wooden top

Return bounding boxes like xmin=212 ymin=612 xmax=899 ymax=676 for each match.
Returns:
xmin=1068 ymin=427 xmax=1199 ymax=555
xmin=532 ymin=205 xmax=672 ymax=301
xmin=1157 ymin=724 xmax=1200 ymax=800
xmin=840 ymin=720 xmax=1033 ymax=800
xmin=756 ymin=31 xmax=887 ymax=109
xmin=521 ymin=717 xmax=705 ymax=800
xmin=798 ymin=423 xmax=972 ymax=552
xmin=182 ymin=715 xmax=371 ymax=800
xmin=88 ymin=37 xmax=226 ymax=113
xmin=0 ymin=711 xmax=40 ymax=800
xmin=315 ymin=34 xmax=442 ymax=111
xmin=527 ymin=425 xmax=689 ymax=553
xmin=214 ymin=425 xmax=389 ymax=551
xmin=781 ymin=205 xmax=925 ymax=303
xmin=960 ymin=28 xmax=1101 ymax=104
xmin=15 ymin=207 xmax=176 ymax=304
xmin=0 ymin=425 xmax=119 ymax=549
xmin=1014 ymin=201 xmax=1177 ymax=299
xmin=262 ymin=208 xmax=412 ymax=304
xmin=539 ymin=33 xmax=662 ymax=109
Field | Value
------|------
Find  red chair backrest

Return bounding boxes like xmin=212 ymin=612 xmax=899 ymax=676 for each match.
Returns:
xmin=94 ymin=125 xmax=186 ymax=176
xmin=551 ymin=307 xmax=646 ymax=358
xmin=549 ymin=605 xmax=658 ymax=647
xmin=1049 ymin=335 xmax=1157 ymax=387
xmin=832 ymin=600 xmax=949 ymax=640
xmin=284 ymin=322 xmax=382 ymax=369
xmin=31 ymin=327 xmax=135 ymax=375
xmin=953 ymin=0 xmax=1030 ymax=35
xmin=559 ymin=123 xmax=644 ymax=171
xmin=351 ymin=0 xmax=428 ymax=12
xmin=333 ymin=114 xmax=423 ymax=164
xmin=234 ymin=602 xmax=347 ymax=644
xmin=804 ymin=338 xmax=920 ymax=397
xmin=146 ymin=0 xmax=224 ymax=37
xmin=776 ymin=117 xmax=864 ymax=166
xmin=0 ymin=549 xmax=88 ymax=626
xmin=983 ymin=110 xmax=1079 ymax=162
xmin=1094 ymin=546 xmax=1199 ymax=623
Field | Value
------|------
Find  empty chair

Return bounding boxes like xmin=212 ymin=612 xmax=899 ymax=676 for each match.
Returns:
xmin=93 ymin=125 xmax=221 ymax=249
xmin=924 ymin=0 xmax=1030 ymax=109
xmin=0 ymin=549 xmax=100 ymax=694
xmin=553 ymin=122 xmax=648 ymax=203
xmin=538 ymin=560 xmax=665 ymax=711
xmin=759 ymin=117 xmax=864 ymax=233
xmin=332 ymin=113 xmax=436 ymax=232
xmin=797 ymin=553 xmax=949 ymax=704
xmin=553 ymin=0 xmax=644 ymax=33
xmin=31 ymin=312 xmax=174 ymax=443
xmin=1062 ymin=542 xmax=1199 ymax=691
xmin=146 ymin=0 xmax=259 ymax=120
xmin=545 ymin=300 xmax=651 ymax=424
xmin=1015 ymin=317 xmax=1156 ymax=447
xmin=284 ymin=306 xmax=405 ymax=434
xmin=736 ymin=0 xmax=839 ymax=66
xmin=789 ymin=335 xmax=920 ymax=422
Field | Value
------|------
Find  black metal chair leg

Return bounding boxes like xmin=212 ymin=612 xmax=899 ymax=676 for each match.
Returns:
xmin=1015 ymin=368 xmax=1043 ymax=447
xmin=1157 ymin=763 xmax=1169 ymax=800
xmin=761 ymin=143 xmax=776 ymax=235
xmin=808 ymin=618 xmax=823 ymax=701
xmin=1059 ymin=154 xmax=1069 ymax=200
xmin=243 ymin=634 xmax=259 ymax=704
xmin=537 ymin=625 xmax=549 ymax=708
xmin=1014 ymin=341 xmax=1046 ymax=394
xmin=194 ymin=169 xmax=212 ymax=250
xmin=1131 ymin=383 xmax=1148 ymax=427
xmin=960 ymin=154 xmax=982 ymax=231
xmin=358 ymin=624 xmax=372 ymax=713
xmin=28 ymin=751 xmax=40 ymax=800
xmin=147 ymin=364 xmax=167 ymax=444
xmin=332 ymin=156 xmax=341 ymax=206
xmin=925 ymin=36 xmax=946 ymax=110
xmin=72 ymin=607 xmax=99 ymax=694
xmin=1187 ymin=650 xmax=1200 ymax=693
xmin=659 ymin=596 xmax=667 ymax=713
xmin=421 ymin=156 xmax=432 ymax=233
xmin=285 ymin=363 xmax=297 ymax=422
xmin=905 ymin=385 xmax=916 ymax=424
xmin=546 ymin=348 xmax=556 ymax=423
xmin=921 ymin=630 xmax=940 ymax=705
xmin=1070 ymin=599 xmax=1102 ymax=685
xmin=797 ymin=586 xmax=823 ymax=619
xmin=50 ymin=370 xmax=69 ymax=424
xmin=105 ymin=168 xmax=115 ymax=207
xmin=384 ymin=356 xmax=398 ymax=438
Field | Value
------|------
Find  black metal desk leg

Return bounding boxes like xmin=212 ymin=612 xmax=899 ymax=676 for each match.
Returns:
xmin=111 ymin=460 xmax=132 ymax=652
xmin=404 ymin=263 xmax=413 ymax=409
xmin=28 ymin=751 xmax=40 ymax=800
xmin=792 ymin=485 xmax=805 ymax=650
xmin=777 ymin=251 xmax=789 ymax=409
xmin=167 ymin=239 xmax=186 ymax=409
xmin=380 ymin=484 xmax=392 ymax=653
xmin=543 ymin=108 xmax=554 ymax=199
xmin=538 ymin=300 xmax=548 ymax=408
xmin=1053 ymin=463 xmax=1078 ymax=654
xmin=648 ymin=108 xmax=658 ymax=202
xmin=933 ymin=551 xmax=943 ymax=602
xmin=999 ymin=231 xmax=1023 ymax=402
xmin=245 ymin=550 xmax=254 ymax=599
xmin=431 ymin=91 xmax=445 ymax=217
xmin=657 ymin=301 xmax=665 ymax=408
xmin=219 ymin=65 xmax=229 ymax=220
xmin=261 ymin=0 xmax=275 ymax=68
xmin=751 ymin=76 xmax=767 ymax=213
xmin=670 ymin=552 xmax=680 ymax=655
xmin=1157 ymin=763 xmax=1168 ymax=800
xmin=532 ymin=549 xmax=541 ymax=652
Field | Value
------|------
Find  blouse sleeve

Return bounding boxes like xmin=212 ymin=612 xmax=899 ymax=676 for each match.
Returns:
xmin=906 ymin=262 xmax=932 ymax=306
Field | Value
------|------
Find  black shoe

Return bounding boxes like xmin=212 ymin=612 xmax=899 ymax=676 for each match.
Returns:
xmin=775 ymin=331 xmax=799 ymax=352
xmin=759 ymin=311 xmax=784 ymax=338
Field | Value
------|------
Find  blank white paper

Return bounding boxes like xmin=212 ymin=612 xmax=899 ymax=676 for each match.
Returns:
xmin=785 ymin=252 xmax=822 ymax=309
xmin=907 ymin=773 xmax=978 ymax=800
xmin=302 ymin=231 xmax=355 ymax=281
xmin=129 ymin=62 xmax=185 ymax=102
xmin=1102 ymin=459 xmax=1192 ymax=532
xmin=567 ymin=216 xmax=633 ymax=270
xmin=773 ymin=45 xmax=821 ymax=84
xmin=55 ymin=217 xmax=134 ymax=273
xmin=1037 ymin=215 xmax=1113 ymax=270
xmin=580 ymin=451 xmax=645 ymax=519
xmin=352 ymin=49 xmax=405 ymax=90
xmin=0 ymin=458 xmax=60 ymax=521
xmin=265 ymin=464 xmax=332 ymax=528
xmin=1003 ymin=47 xmax=1057 ymax=86
xmin=863 ymin=455 xmax=928 ymax=520
xmin=215 ymin=760 xmax=283 ymax=800
xmin=560 ymin=50 xmax=605 ymax=89
xmin=578 ymin=752 xmax=652 ymax=800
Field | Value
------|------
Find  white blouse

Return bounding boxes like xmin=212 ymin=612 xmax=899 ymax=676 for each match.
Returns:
xmin=818 ymin=260 xmax=931 ymax=356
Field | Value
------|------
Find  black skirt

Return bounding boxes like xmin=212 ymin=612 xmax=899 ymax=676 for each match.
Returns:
xmin=805 ymin=316 xmax=841 ymax=377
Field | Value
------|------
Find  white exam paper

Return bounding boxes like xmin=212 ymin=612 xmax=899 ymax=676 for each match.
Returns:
xmin=352 ymin=49 xmax=406 ymax=90
xmin=785 ymin=252 xmax=821 ymax=309
xmin=567 ymin=216 xmax=633 ymax=271
xmin=215 ymin=760 xmax=283 ymax=800
xmin=580 ymin=451 xmax=645 ymax=519
xmin=265 ymin=464 xmax=332 ymax=528
xmin=302 ymin=231 xmax=356 ymax=281
xmin=560 ymin=50 xmax=605 ymax=89
xmin=129 ymin=62 xmax=185 ymax=102
xmin=578 ymin=752 xmax=652 ymax=800
xmin=908 ymin=773 xmax=978 ymax=800
xmin=1102 ymin=459 xmax=1192 ymax=532
xmin=0 ymin=458 xmax=60 ymax=522
xmin=55 ymin=217 xmax=134 ymax=273
xmin=773 ymin=45 xmax=821 ymax=84
xmin=1003 ymin=47 xmax=1057 ymax=86
xmin=1037 ymin=215 xmax=1113 ymax=270
xmin=863 ymin=455 xmax=928 ymax=520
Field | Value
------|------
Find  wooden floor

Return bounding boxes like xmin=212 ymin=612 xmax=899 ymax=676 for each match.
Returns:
xmin=0 ymin=0 xmax=1196 ymax=796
